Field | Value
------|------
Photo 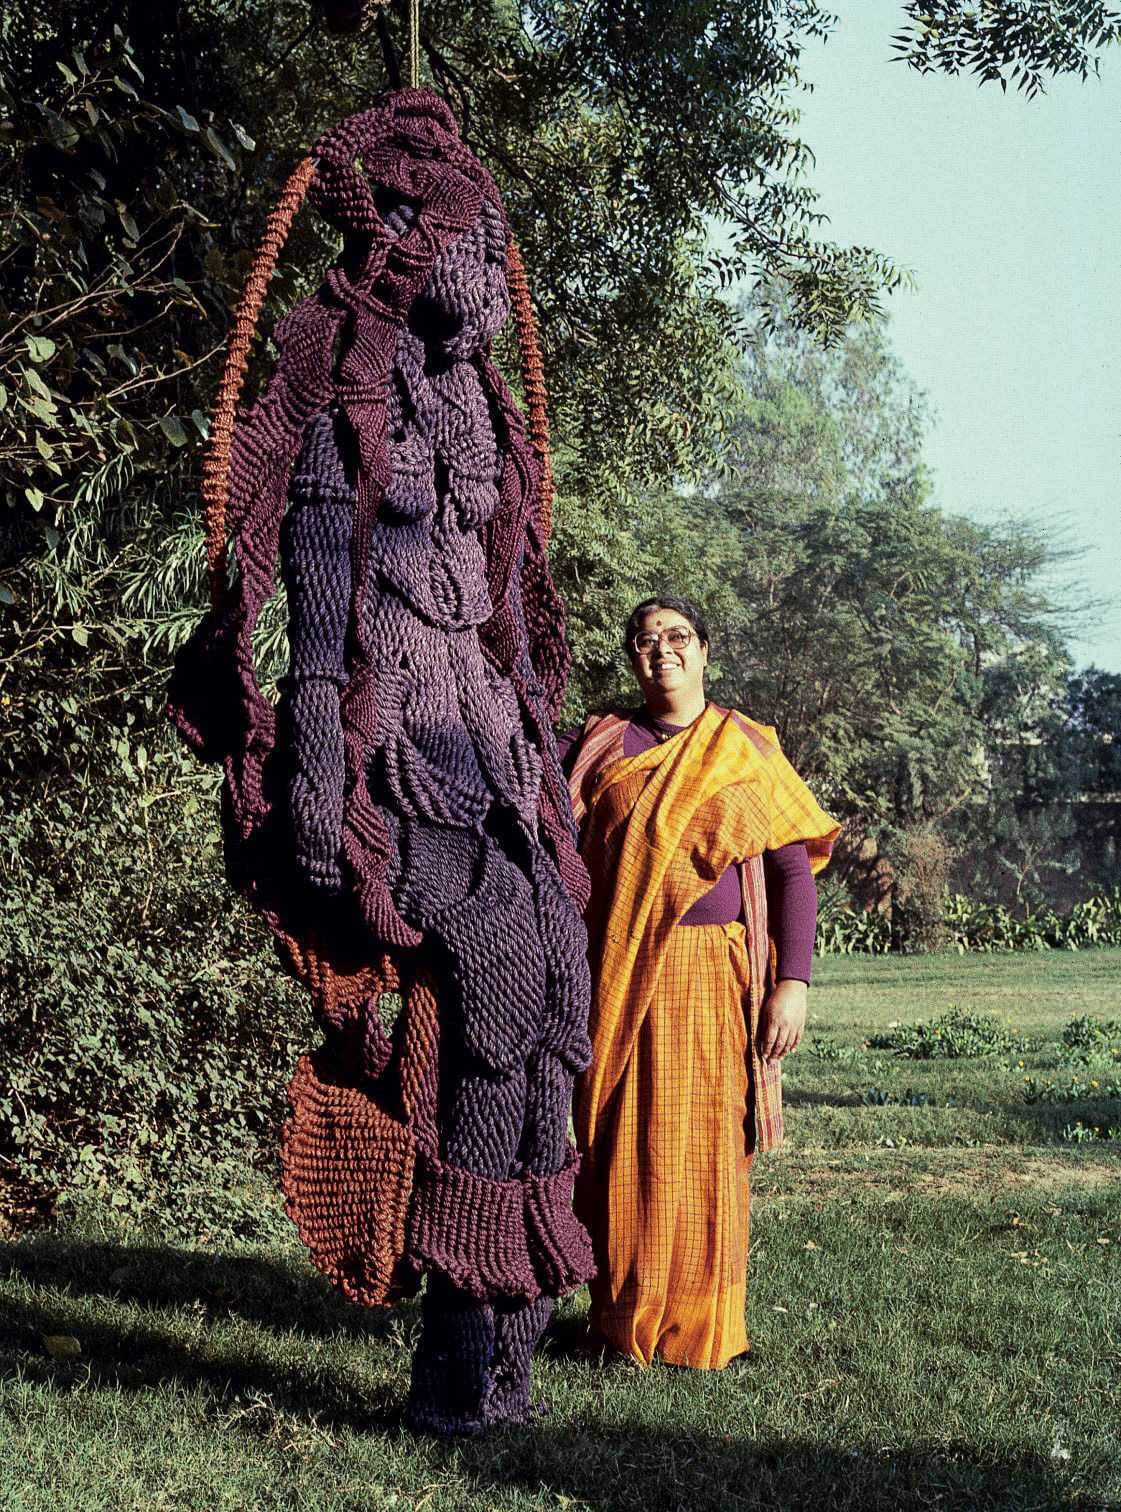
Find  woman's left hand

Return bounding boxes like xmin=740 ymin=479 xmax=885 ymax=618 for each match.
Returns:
xmin=757 ymin=979 xmax=808 ymax=1064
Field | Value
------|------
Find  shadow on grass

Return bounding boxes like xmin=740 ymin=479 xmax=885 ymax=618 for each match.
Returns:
xmin=540 ymin=1306 xmax=597 ymax=1362
xmin=432 ymin=1419 xmax=1097 ymax=1512
xmin=783 ymin=1082 xmax=1121 ymax=1149
xmin=1007 ymin=1102 xmax=1121 ymax=1145
xmin=782 ymin=1088 xmax=865 ymax=1107
xmin=0 ymin=1300 xmax=410 ymax=1436
xmin=0 ymin=1229 xmax=418 ymax=1431
xmin=1 ymin=1230 xmax=399 ymax=1338
xmin=2 ymin=1234 xmax=1113 ymax=1509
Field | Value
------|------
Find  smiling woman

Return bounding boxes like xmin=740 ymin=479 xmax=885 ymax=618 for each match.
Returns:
xmin=561 ymin=595 xmax=840 ymax=1369
xmin=626 ymin=599 xmax=711 ymax=719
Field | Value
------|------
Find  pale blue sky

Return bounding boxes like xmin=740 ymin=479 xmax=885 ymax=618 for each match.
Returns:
xmin=787 ymin=2 xmax=1120 ymax=673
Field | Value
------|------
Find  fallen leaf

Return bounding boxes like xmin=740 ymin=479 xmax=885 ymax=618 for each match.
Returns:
xmin=43 ymin=1334 xmax=81 ymax=1359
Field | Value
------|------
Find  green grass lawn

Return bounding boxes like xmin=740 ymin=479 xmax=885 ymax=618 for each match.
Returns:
xmin=3 ymin=951 xmax=1120 ymax=1510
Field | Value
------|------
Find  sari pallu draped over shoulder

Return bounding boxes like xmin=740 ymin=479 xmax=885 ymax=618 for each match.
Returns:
xmin=569 ymin=703 xmax=840 ymax=1161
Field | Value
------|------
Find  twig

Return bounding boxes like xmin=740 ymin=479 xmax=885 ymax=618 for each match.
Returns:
xmin=89 ymin=343 xmax=224 ymax=403
xmin=376 ymin=6 xmax=402 ymax=88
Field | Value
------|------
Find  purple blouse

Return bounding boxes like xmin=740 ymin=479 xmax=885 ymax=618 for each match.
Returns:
xmin=560 ymin=709 xmax=817 ymax=984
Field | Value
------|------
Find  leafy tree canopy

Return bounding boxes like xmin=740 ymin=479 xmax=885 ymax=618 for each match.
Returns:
xmin=892 ymin=1 xmax=1121 ymax=97
xmin=0 ymin=0 xmax=1111 ymax=832
xmin=573 ymin=309 xmax=1080 ymax=857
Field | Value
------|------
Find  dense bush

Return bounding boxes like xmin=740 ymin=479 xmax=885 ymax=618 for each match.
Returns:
xmin=885 ymin=824 xmax=956 ymax=954
xmin=1061 ymin=1014 xmax=1121 ymax=1053
xmin=868 ymin=1009 xmax=1030 ymax=1060
xmin=814 ymin=877 xmax=892 ymax=956
xmin=817 ymin=888 xmax=1121 ymax=957
xmin=942 ymin=890 xmax=1121 ymax=953
xmin=0 ymin=734 xmax=308 ymax=1237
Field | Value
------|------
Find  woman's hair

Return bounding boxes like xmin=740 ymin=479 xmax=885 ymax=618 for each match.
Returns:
xmin=622 ymin=595 xmax=710 ymax=655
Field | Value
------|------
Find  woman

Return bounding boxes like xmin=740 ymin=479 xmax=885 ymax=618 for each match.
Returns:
xmin=562 ymin=596 xmax=839 ymax=1370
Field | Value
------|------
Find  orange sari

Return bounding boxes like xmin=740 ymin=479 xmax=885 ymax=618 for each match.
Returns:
xmin=570 ymin=705 xmax=838 ymax=1368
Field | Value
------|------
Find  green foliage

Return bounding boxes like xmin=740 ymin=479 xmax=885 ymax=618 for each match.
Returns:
xmin=0 ymin=24 xmax=247 ymax=537
xmin=942 ymin=894 xmax=1055 ymax=952
xmin=670 ymin=310 xmax=1077 ymax=902
xmin=0 ymin=18 xmax=261 ymax=797
xmin=943 ymin=889 xmax=1121 ymax=953
xmin=816 ymin=890 xmax=1121 ymax=957
xmin=1061 ymin=1013 xmax=1121 ymax=1052
xmin=804 ymin=1035 xmax=870 ymax=1065
xmin=0 ymin=2 xmax=913 ymax=790
xmin=0 ymin=735 xmax=308 ymax=1237
xmin=868 ymin=1009 xmax=1029 ymax=1059
xmin=893 ymin=1 xmax=1121 ymax=97
xmin=1067 ymin=669 xmax=1121 ymax=795
xmin=1021 ymin=1074 xmax=1121 ymax=1104
xmin=1053 ymin=1014 xmax=1121 ymax=1073
xmin=1059 ymin=670 xmax=1121 ymax=899
xmin=2 ymin=4 xmax=1103 ymax=857
xmin=948 ymin=643 xmax=1091 ymax=909
xmin=814 ymin=877 xmax=892 ymax=956
xmin=1061 ymin=1119 xmax=1121 ymax=1144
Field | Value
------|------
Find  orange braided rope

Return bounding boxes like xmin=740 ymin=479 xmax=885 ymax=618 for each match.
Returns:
xmin=282 ymin=928 xmax=399 ymax=1026
xmin=506 ymin=236 xmax=554 ymax=544
xmin=203 ymin=155 xmax=317 ymax=609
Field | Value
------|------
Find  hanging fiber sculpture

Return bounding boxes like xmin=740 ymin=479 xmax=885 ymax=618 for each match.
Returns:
xmin=169 ymin=87 xmax=594 ymax=1435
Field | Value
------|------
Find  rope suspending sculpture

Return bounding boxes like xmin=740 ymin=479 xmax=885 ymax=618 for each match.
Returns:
xmin=169 ymin=82 xmax=594 ymax=1433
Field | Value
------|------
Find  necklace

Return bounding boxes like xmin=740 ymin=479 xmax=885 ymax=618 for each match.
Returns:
xmin=648 ymin=713 xmax=685 ymax=743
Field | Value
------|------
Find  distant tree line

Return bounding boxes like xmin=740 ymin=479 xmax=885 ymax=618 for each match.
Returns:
xmin=558 ymin=306 xmax=1120 ymax=929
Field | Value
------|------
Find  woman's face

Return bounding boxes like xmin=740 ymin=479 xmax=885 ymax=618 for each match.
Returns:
xmin=628 ymin=607 xmax=708 ymax=704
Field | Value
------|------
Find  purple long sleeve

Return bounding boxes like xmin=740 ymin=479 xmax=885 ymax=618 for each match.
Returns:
xmin=562 ymin=711 xmax=818 ymax=980
xmin=763 ymin=841 xmax=817 ymax=984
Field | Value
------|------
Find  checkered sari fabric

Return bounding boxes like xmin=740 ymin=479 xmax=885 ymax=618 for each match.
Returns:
xmin=566 ymin=704 xmax=839 ymax=1367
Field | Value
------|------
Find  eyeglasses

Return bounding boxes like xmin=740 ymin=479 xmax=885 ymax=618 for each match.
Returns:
xmin=632 ymin=627 xmax=695 ymax=656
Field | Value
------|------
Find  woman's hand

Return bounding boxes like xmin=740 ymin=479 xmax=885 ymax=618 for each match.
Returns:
xmin=757 ymin=979 xmax=808 ymax=1064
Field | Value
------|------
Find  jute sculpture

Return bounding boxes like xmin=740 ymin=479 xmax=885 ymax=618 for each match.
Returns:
xmin=169 ymin=87 xmax=594 ymax=1434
